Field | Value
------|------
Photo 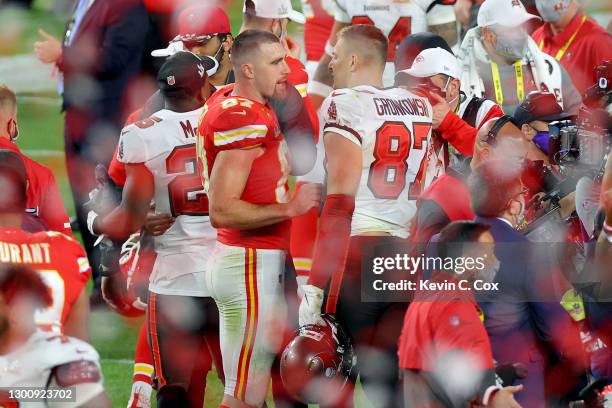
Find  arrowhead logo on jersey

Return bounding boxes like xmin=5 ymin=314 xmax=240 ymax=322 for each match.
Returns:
xmin=328 ymin=101 xmax=337 ymax=121
xmin=197 ymin=64 xmax=205 ymax=78
xmin=167 ymin=76 xmax=176 ymax=86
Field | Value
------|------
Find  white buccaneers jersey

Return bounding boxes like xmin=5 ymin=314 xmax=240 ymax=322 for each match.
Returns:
xmin=0 ymin=330 xmax=103 ymax=407
xmin=321 ymin=85 xmax=433 ymax=238
xmin=333 ymin=0 xmax=433 ymax=85
xmin=118 ymin=108 xmax=216 ymax=296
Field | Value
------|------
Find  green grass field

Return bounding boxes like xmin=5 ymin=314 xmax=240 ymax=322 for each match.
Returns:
xmin=0 ymin=1 xmax=374 ymax=406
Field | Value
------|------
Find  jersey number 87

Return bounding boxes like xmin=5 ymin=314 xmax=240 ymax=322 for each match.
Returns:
xmin=367 ymin=121 xmax=431 ymax=200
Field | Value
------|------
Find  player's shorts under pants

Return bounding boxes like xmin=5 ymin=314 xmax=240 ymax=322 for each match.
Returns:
xmin=206 ymin=242 xmax=288 ymax=405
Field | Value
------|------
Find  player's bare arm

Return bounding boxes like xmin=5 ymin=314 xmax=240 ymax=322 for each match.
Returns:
xmin=208 ymin=146 xmax=321 ymax=229
xmin=92 ymin=164 xmax=155 ymax=241
xmin=63 ymin=289 xmax=90 ymax=341
xmin=299 ymin=131 xmax=361 ymax=326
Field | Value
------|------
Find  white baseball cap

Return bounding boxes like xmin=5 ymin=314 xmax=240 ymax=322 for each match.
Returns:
xmin=397 ymin=47 xmax=461 ymax=79
xmin=426 ymin=4 xmax=456 ymax=26
xmin=244 ymin=0 xmax=306 ymax=24
xmin=477 ymin=0 xmax=540 ymax=27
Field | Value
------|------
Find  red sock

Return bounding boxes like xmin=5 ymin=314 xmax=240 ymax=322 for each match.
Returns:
xmin=132 ymin=321 xmax=154 ymax=385
xmin=289 ymin=182 xmax=319 ymax=286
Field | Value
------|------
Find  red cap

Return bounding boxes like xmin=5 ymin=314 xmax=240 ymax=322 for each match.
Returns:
xmin=177 ymin=5 xmax=231 ymax=38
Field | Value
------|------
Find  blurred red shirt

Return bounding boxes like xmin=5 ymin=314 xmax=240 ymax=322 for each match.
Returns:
xmin=398 ymin=276 xmax=494 ymax=372
xmin=532 ymin=11 xmax=612 ymax=94
xmin=0 ymin=138 xmax=71 ymax=236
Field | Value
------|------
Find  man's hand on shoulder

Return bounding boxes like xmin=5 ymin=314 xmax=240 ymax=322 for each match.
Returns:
xmin=490 ymin=385 xmax=523 ymax=408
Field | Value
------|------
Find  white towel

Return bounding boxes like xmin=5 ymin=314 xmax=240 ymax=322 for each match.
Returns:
xmin=457 ymin=27 xmax=565 ymax=107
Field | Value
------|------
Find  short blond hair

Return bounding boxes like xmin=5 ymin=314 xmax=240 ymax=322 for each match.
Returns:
xmin=337 ymin=25 xmax=388 ymax=66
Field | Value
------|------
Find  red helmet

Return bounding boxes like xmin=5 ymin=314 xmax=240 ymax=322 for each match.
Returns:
xmin=280 ymin=315 xmax=355 ymax=404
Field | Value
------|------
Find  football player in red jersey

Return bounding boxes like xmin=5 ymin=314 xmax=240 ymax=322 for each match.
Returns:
xmin=197 ymin=30 xmax=321 ymax=408
xmin=0 ymin=151 xmax=91 ymax=342
xmin=0 ymin=86 xmax=71 ymax=236
xmin=0 ymin=264 xmax=111 ymax=408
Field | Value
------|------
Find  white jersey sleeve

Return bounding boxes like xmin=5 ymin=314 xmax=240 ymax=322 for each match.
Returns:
xmin=118 ymin=124 xmax=149 ymax=164
xmin=321 ymin=90 xmax=364 ymax=146
xmin=331 ymin=0 xmax=351 ymax=22
xmin=0 ymin=331 xmax=103 ymax=408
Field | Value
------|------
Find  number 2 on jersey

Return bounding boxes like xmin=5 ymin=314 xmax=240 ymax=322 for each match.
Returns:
xmin=166 ymin=144 xmax=209 ymax=216
xmin=367 ymin=121 xmax=431 ymax=200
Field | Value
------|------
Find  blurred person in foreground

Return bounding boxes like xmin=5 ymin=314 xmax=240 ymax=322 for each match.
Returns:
xmin=0 ymin=150 xmax=92 ymax=341
xmin=89 ymin=51 xmax=221 ymax=408
xmin=468 ymin=159 xmax=588 ymax=407
xmin=457 ymin=0 xmax=582 ymax=115
xmin=0 ymin=85 xmax=71 ymax=235
xmin=197 ymin=30 xmax=321 ymax=408
xmin=0 ymin=264 xmax=110 ymax=407
xmin=33 ymin=0 xmax=149 ymax=286
xmin=531 ymin=0 xmax=612 ymax=95
xmin=399 ymin=221 xmax=523 ymax=408
xmin=299 ymin=25 xmax=433 ymax=407
xmin=413 ymin=116 xmax=529 ymax=244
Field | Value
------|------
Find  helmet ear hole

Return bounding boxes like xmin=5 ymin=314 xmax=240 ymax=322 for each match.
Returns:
xmin=280 ymin=315 xmax=355 ymax=404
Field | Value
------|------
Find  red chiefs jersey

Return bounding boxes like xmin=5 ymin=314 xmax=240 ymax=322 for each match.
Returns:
xmin=197 ymin=84 xmax=291 ymax=250
xmin=0 ymin=228 xmax=91 ymax=333
xmin=0 ymin=139 xmax=71 ymax=236
xmin=300 ymin=0 xmax=334 ymax=62
xmin=286 ymin=56 xmax=320 ymax=139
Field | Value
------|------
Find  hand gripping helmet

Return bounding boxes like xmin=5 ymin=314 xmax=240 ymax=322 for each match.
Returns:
xmin=280 ymin=314 xmax=356 ymax=404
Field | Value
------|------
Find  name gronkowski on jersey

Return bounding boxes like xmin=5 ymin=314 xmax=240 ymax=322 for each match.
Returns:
xmin=0 ymin=330 xmax=103 ymax=408
xmin=0 ymin=228 xmax=90 ymax=334
xmin=321 ymin=86 xmax=433 ymax=238
xmin=197 ymin=84 xmax=292 ymax=250
xmin=332 ymin=0 xmax=436 ymax=84
xmin=117 ymin=108 xmax=216 ymax=296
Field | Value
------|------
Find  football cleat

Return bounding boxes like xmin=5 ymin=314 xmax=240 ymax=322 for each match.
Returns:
xmin=280 ymin=314 xmax=356 ymax=404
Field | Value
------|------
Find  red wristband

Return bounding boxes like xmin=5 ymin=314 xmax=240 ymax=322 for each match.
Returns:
xmin=308 ymin=194 xmax=355 ymax=311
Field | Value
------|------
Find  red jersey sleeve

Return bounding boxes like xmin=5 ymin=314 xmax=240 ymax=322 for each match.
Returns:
xmin=108 ymin=145 xmax=127 ymax=186
xmin=52 ymin=234 xmax=91 ymax=324
xmin=208 ymin=102 xmax=272 ymax=151
xmin=38 ymin=168 xmax=72 ymax=236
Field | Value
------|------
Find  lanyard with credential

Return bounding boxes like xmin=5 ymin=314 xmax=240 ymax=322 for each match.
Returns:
xmin=538 ymin=15 xmax=587 ymax=61
xmin=490 ymin=60 xmax=524 ymax=106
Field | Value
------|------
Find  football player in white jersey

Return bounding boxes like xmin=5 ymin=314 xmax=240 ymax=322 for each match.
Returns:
xmin=308 ymin=0 xmax=458 ymax=108
xmin=90 ymin=52 xmax=222 ymax=408
xmin=299 ymin=25 xmax=433 ymax=407
xmin=0 ymin=264 xmax=109 ymax=408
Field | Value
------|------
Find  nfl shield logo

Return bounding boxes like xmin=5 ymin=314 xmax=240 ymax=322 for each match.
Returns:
xmin=167 ymin=76 xmax=176 ymax=86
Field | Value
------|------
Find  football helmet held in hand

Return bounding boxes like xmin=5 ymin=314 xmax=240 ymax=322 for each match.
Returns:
xmin=280 ymin=314 xmax=356 ymax=404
